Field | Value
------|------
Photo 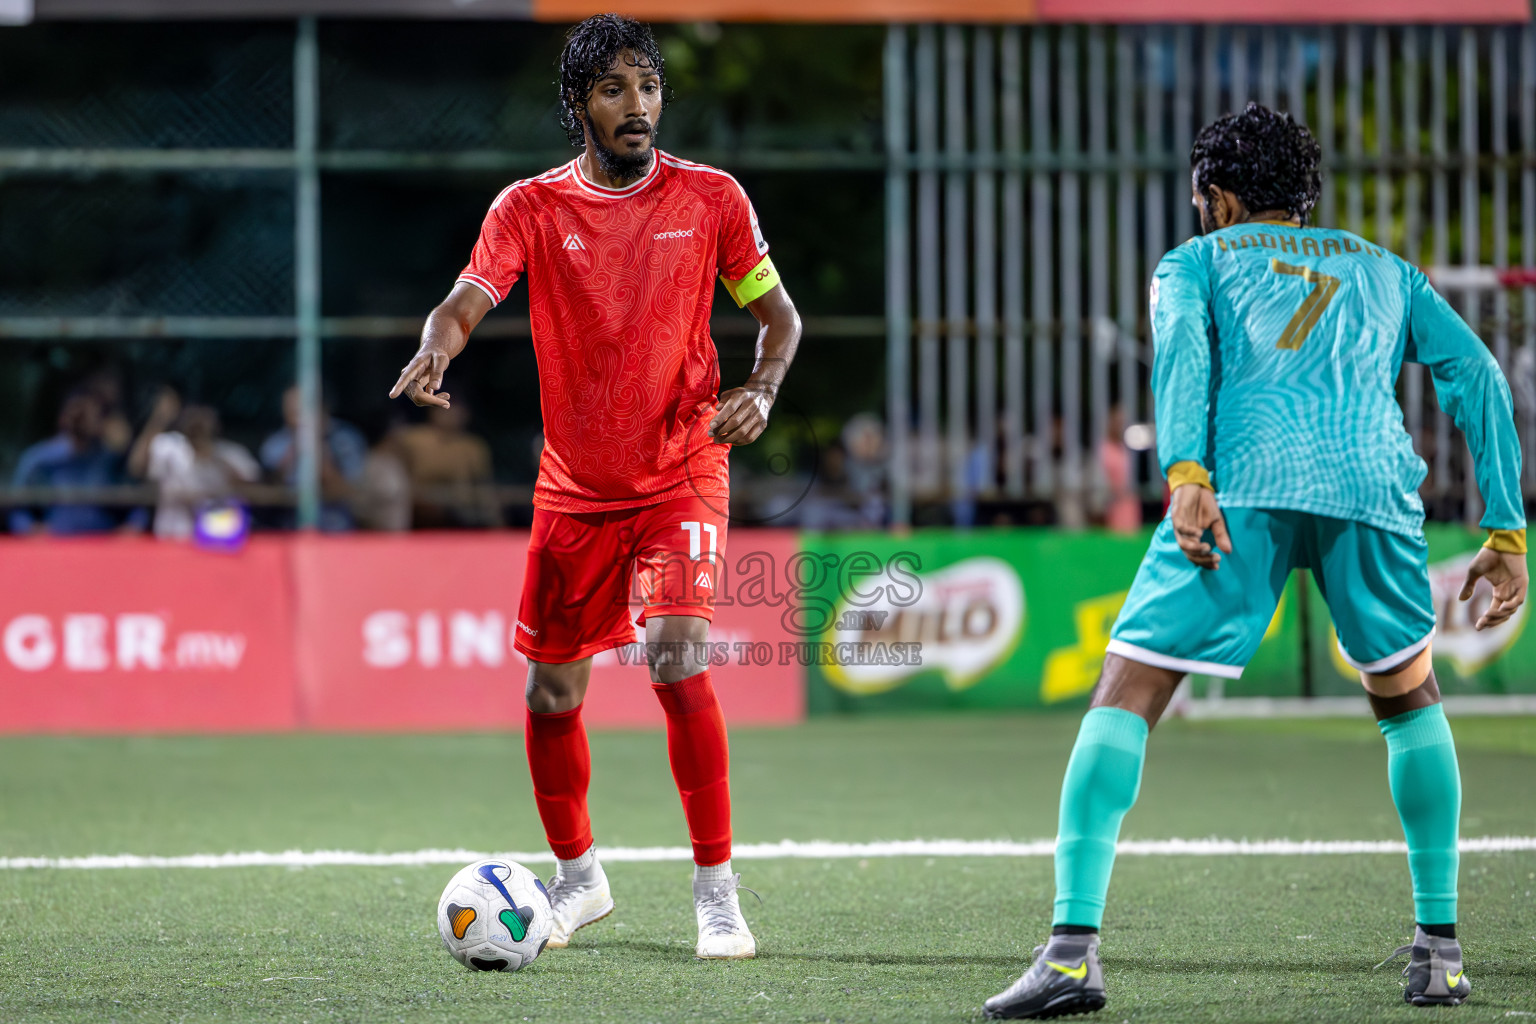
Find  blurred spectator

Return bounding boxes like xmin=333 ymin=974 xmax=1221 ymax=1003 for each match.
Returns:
xmin=1052 ymin=415 xmax=1087 ymax=529
xmin=842 ymin=413 xmax=888 ymax=513
xmin=1099 ymin=405 xmax=1142 ymax=534
xmin=128 ymin=388 xmax=260 ymax=540
xmin=352 ymin=430 xmax=413 ymax=532
xmin=8 ymin=390 xmax=147 ymax=535
xmin=796 ymin=414 xmax=889 ymax=530
xmin=259 ymin=385 xmax=368 ymax=531
xmin=393 ymin=402 xmax=502 ymax=528
xmin=81 ymin=370 xmax=133 ymax=455
xmin=529 ymin=430 xmax=546 ymax=474
xmin=798 ymin=440 xmax=866 ymax=530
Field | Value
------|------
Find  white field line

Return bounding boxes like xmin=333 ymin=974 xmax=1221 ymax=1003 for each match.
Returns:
xmin=2 ymin=836 xmax=1534 ymax=870
xmin=1180 ymin=694 xmax=1536 ymax=719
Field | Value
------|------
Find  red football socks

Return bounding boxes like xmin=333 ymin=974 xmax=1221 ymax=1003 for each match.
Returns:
xmin=524 ymin=704 xmax=594 ymax=860
xmin=653 ymin=670 xmax=733 ymax=866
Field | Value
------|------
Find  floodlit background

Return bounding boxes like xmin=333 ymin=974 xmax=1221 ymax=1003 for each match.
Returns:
xmin=0 ymin=2 xmax=1533 ymax=1022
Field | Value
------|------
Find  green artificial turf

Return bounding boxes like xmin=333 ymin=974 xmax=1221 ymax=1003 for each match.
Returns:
xmin=0 ymin=714 xmax=1532 ymax=1023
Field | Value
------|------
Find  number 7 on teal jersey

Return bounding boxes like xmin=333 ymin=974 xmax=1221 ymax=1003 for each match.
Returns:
xmin=1269 ymin=258 xmax=1341 ymax=351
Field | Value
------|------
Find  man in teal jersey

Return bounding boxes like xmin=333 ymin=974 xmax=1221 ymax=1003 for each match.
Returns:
xmin=984 ymin=103 xmax=1527 ymax=1020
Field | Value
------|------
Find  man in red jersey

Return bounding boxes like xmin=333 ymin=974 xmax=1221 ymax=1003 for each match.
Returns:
xmin=389 ymin=14 xmax=801 ymax=961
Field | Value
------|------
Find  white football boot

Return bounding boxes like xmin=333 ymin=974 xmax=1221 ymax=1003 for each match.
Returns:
xmin=694 ymin=873 xmax=757 ymax=959
xmin=543 ymin=859 xmax=613 ymax=949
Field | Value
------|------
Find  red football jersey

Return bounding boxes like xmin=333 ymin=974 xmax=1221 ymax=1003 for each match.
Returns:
xmin=457 ymin=150 xmax=770 ymax=513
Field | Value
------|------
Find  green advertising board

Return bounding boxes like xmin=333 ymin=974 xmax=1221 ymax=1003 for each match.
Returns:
xmin=800 ymin=525 xmax=1532 ymax=714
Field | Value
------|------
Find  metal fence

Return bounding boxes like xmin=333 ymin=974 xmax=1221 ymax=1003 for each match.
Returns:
xmin=0 ymin=18 xmax=884 ymax=528
xmin=6 ymin=20 xmax=1536 ymax=531
xmin=883 ymin=23 xmax=1536 ymax=527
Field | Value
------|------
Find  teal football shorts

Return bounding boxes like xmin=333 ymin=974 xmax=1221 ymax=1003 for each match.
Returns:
xmin=1107 ymin=507 xmax=1436 ymax=677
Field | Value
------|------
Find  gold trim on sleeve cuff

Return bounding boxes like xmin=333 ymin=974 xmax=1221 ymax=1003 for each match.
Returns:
xmin=1166 ymin=461 xmax=1213 ymax=492
xmin=1484 ymin=529 xmax=1528 ymax=554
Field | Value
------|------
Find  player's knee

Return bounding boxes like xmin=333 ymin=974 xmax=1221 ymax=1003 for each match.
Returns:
xmin=1090 ymin=653 xmax=1182 ymax=726
xmin=644 ymin=615 xmax=710 ymax=685
xmin=646 ymin=644 xmax=709 ymax=685
xmin=525 ymin=660 xmax=588 ymax=713
xmin=1359 ymin=645 xmax=1433 ymax=698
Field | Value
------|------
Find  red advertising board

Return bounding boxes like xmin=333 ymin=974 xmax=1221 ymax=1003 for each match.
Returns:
xmin=291 ymin=530 xmax=804 ymax=731
xmin=0 ymin=531 xmax=804 ymax=734
xmin=290 ymin=533 xmax=529 ymax=731
xmin=0 ymin=537 xmax=298 ymax=733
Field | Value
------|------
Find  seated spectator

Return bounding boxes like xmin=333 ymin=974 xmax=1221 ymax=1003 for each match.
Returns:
xmin=8 ymin=390 xmax=147 ymax=535
xmin=797 ymin=440 xmax=868 ymax=530
xmin=393 ymin=402 xmax=502 ymax=528
xmin=842 ymin=413 xmax=889 ymax=526
xmin=81 ymin=369 xmax=133 ymax=455
xmin=790 ymin=415 xmax=893 ymax=531
xmin=128 ymin=388 xmax=260 ymax=540
xmin=351 ymin=429 xmax=413 ymax=532
xmin=259 ymin=385 xmax=368 ymax=531
xmin=843 ymin=414 xmax=887 ymax=494
xmin=1099 ymin=404 xmax=1142 ymax=534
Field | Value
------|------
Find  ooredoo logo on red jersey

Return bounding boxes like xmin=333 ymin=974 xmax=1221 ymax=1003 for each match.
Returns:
xmin=653 ymin=228 xmax=694 ymax=241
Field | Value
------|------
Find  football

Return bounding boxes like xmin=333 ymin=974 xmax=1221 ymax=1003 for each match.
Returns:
xmin=436 ymin=859 xmax=554 ymax=972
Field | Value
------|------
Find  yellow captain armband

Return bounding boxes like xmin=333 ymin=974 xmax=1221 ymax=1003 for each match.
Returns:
xmin=722 ymin=255 xmax=780 ymax=308
xmin=1166 ymin=461 xmax=1213 ymax=492
xmin=1484 ymin=529 xmax=1528 ymax=554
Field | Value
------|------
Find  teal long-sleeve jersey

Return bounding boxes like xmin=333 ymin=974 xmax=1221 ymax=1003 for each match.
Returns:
xmin=1150 ymin=222 xmax=1525 ymax=541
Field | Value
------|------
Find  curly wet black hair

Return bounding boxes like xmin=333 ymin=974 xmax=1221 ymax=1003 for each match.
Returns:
xmin=1190 ymin=102 xmax=1322 ymax=223
xmin=558 ymin=14 xmax=666 ymax=149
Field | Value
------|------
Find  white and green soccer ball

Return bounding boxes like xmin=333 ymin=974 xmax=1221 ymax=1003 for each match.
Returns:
xmin=436 ymin=859 xmax=553 ymax=972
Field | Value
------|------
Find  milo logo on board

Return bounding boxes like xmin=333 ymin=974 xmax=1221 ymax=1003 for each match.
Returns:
xmin=1427 ymin=551 xmax=1527 ymax=675
xmin=822 ymin=556 xmax=1025 ymax=695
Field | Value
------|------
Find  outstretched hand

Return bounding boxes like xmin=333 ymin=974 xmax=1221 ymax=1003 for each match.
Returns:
xmin=1170 ymin=484 xmax=1232 ymax=570
xmin=1459 ymin=547 xmax=1528 ymax=630
xmin=389 ymin=348 xmax=452 ymax=408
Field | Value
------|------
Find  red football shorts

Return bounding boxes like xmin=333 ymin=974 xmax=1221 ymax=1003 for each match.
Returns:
xmin=514 ymin=493 xmax=728 ymax=664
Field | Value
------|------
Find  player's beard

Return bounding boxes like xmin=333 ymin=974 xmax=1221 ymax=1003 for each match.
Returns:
xmin=589 ymin=118 xmax=655 ymax=184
